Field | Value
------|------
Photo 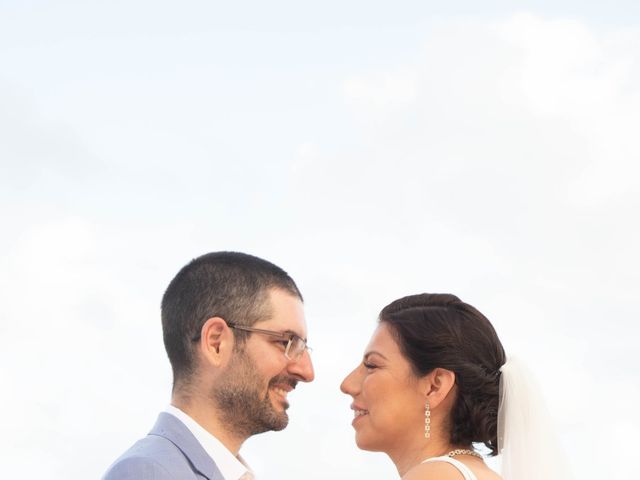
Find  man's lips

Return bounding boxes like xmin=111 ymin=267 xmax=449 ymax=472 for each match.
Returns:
xmin=271 ymin=383 xmax=293 ymax=398
xmin=269 ymin=378 xmax=297 ymax=404
xmin=269 ymin=376 xmax=298 ymax=390
xmin=272 ymin=382 xmax=294 ymax=392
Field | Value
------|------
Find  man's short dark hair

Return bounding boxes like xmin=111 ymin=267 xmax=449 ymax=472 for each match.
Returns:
xmin=161 ymin=251 xmax=302 ymax=386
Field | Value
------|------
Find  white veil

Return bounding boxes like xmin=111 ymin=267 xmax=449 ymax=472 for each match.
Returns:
xmin=497 ymin=356 xmax=573 ymax=480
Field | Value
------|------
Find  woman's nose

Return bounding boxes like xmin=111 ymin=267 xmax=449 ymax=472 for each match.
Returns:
xmin=340 ymin=367 xmax=359 ymax=396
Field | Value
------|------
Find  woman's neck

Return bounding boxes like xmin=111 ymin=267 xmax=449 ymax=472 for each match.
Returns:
xmin=390 ymin=437 xmax=470 ymax=477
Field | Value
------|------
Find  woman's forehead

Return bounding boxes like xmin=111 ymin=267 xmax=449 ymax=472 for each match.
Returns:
xmin=365 ymin=323 xmax=401 ymax=357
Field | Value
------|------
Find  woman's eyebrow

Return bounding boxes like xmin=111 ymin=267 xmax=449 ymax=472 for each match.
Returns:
xmin=364 ymin=351 xmax=388 ymax=361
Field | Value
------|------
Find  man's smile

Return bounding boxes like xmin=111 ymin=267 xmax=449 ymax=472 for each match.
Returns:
xmin=268 ymin=381 xmax=295 ymax=407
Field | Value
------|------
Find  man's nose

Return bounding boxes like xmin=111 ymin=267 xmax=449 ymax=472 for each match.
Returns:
xmin=288 ymin=349 xmax=315 ymax=382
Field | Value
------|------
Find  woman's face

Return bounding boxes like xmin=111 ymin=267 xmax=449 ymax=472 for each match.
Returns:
xmin=340 ymin=322 xmax=425 ymax=453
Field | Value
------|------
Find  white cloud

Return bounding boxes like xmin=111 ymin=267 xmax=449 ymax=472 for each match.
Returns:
xmin=343 ymin=70 xmax=418 ymax=111
xmin=302 ymin=14 xmax=638 ymax=478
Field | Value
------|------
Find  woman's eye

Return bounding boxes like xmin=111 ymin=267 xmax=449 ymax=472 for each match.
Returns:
xmin=363 ymin=362 xmax=378 ymax=370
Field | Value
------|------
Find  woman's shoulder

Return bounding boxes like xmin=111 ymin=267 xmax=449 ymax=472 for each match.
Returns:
xmin=402 ymin=459 xmax=468 ymax=480
xmin=402 ymin=457 xmax=502 ymax=480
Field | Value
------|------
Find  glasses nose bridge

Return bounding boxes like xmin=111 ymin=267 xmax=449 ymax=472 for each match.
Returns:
xmin=286 ymin=339 xmax=315 ymax=382
xmin=284 ymin=336 xmax=308 ymax=361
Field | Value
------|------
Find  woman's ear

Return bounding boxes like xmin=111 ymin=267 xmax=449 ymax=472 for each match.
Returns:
xmin=422 ymin=368 xmax=456 ymax=409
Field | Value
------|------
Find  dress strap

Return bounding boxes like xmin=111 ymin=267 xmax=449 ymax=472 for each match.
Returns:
xmin=420 ymin=456 xmax=478 ymax=480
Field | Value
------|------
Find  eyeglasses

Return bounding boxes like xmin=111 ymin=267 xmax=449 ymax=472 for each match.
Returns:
xmin=192 ymin=322 xmax=312 ymax=361
xmin=227 ymin=323 xmax=312 ymax=361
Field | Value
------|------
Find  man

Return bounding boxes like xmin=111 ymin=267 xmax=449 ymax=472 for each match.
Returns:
xmin=103 ymin=251 xmax=315 ymax=480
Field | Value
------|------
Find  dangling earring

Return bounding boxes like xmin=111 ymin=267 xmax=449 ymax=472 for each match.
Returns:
xmin=424 ymin=399 xmax=431 ymax=439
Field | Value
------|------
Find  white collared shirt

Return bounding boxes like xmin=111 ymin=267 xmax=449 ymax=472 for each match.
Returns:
xmin=164 ymin=405 xmax=254 ymax=480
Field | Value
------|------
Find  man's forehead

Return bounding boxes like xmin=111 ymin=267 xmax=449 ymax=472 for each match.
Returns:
xmin=256 ymin=289 xmax=307 ymax=338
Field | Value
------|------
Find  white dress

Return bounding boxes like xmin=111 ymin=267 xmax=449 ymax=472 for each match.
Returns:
xmin=421 ymin=456 xmax=478 ymax=480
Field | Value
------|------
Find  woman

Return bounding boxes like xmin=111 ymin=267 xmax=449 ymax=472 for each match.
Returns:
xmin=341 ymin=293 xmax=569 ymax=480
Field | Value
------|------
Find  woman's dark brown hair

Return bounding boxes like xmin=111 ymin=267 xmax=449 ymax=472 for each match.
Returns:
xmin=380 ymin=293 xmax=506 ymax=455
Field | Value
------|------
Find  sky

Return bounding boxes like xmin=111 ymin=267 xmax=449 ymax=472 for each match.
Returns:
xmin=1 ymin=1 xmax=639 ymax=479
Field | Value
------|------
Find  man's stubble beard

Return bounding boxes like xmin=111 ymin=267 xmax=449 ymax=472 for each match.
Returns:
xmin=212 ymin=349 xmax=291 ymax=438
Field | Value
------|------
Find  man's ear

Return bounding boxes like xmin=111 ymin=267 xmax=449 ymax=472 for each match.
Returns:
xmin=196 ymin=317 xmax=234 ymax=367
xmin=421 ymin=368 xmax=456 ymax=409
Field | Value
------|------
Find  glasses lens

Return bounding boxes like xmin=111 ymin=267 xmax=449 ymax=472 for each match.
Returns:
xmin=286 ymin=337 xmax=306 ymax=360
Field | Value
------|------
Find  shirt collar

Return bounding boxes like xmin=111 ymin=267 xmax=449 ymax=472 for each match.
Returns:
xmin=164 ymin=405 xmax=253 ymax=480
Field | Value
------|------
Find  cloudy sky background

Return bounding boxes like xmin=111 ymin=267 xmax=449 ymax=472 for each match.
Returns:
xmin=1 ymin=1 xmax=639 ymax=479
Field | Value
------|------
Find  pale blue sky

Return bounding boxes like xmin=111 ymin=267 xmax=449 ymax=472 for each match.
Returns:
xmin=1 ymin=2 xmax=639 ymax=479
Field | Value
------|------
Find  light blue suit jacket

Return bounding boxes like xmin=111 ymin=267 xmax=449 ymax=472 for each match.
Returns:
xmin=103 ymin=413 xmax=225 ymax=480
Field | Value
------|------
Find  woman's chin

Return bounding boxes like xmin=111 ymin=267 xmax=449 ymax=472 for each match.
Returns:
xmin=354 ymin=433 xmax=383 ymax=452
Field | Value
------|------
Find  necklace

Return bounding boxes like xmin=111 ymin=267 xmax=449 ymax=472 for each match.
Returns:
xmin=447 ymin=449 xmax=482 ymax=459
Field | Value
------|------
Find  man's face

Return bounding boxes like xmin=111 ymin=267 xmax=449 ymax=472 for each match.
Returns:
xmin=213 ymin=288 xmax=314 ymax=437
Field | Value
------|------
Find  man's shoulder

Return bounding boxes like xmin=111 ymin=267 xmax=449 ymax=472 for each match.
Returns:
xmin=103 ymin=434 xmax=199 ymax=480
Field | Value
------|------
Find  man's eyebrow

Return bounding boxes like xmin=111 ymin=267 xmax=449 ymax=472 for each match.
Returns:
xmin=364 ymin=351 xmax=388 ymax=361
xmin=282 ymin=329 xmax=307 ymax=342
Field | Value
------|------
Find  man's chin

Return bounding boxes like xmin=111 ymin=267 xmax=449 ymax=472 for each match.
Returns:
xmin=268 ymin=412 xmax=289 ymax=431
xmin=263 ymin=398 xmax=289 ymax=431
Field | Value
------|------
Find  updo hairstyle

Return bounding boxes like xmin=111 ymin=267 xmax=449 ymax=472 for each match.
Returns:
xmin=379 ymin=293 xmax=506 ymax=455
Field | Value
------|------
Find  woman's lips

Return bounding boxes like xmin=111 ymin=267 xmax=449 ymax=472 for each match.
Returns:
xmin=350 ymin=404 xmax=369 ymax=425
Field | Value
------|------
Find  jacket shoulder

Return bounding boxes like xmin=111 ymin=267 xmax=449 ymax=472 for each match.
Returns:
xmin=103 ymin=455 xmax=172 ymax=480
xmin=103 ymin=434 xmax=199 ymax=480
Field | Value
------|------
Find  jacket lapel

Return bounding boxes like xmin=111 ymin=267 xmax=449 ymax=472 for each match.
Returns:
xmin=149 ymin=412 xmax=224 ymax=480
